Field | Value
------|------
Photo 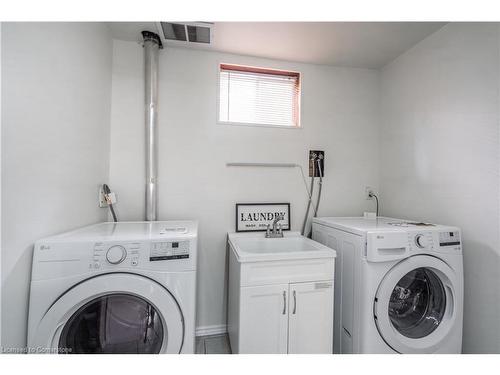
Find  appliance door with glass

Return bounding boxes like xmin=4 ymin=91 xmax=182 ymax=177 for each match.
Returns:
xmin=30 ymin=273 xmax=184 ymax=354
xmin=373 ymin=255 xmax=458 ymax=353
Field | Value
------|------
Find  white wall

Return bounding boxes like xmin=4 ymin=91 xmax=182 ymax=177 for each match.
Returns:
xmin=4 ymin=23 xmax=495 ymax=352
xmin=380 ymin=23 xmax=500 ymax=353
xmin=1 ymin=23 xmax=113 ymax=348
xmin=109 ymin=41 xmax=380 ymax=332
xmin=0 ymin=22 xmax=3 ymax=342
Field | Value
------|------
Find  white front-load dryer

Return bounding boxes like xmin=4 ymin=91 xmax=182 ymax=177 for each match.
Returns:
xmin=312 ymin=217 xmax=464 ymax=354
xmin=27 ymin=221 xmax=198 ymax=354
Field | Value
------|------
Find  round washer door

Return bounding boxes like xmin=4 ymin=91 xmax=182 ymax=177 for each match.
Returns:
xmin=32 ymin=273 xmax=184 ymax=354
xmin=374 ymin=255 xmax=457 ymax=353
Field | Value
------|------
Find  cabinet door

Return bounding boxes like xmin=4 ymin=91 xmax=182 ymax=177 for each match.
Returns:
xmin=288 ymin=281 xmax=334 ymax=354
xmin=239 ymin=284 xmax=289 ymax=354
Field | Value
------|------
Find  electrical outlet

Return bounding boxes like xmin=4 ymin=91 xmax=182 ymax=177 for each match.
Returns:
xmin=99 ymin=187 xmax=107 ymax=208
xmin=309 ymin=150 xmax=325 ymax=177
xmin=99 ymin=187 xmax=117 ymax=207
xmin=365 ymin=186 xmax=374 ymax=200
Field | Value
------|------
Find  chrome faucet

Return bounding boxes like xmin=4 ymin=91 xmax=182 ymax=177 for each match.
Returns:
xmin=266 ymin=216 xmax=284 ymax=238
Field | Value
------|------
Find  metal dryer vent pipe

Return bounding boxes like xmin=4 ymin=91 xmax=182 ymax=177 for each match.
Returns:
xmin=142 ymin=31 xmax=163 ymax=221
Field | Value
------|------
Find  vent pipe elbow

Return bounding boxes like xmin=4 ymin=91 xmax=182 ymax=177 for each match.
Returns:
xmin=142 ymin=31 xmax=162 ymax=221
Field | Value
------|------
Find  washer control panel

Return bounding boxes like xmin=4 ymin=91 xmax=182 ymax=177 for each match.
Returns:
xmin=106 ymin=245 xmax=127 ymax=264
xmin=439 ymin=231 xmax=461 ymax=247
xmin=414 ymin=234 xmax=429 ymax=249
xmin=407 ymin=232 xmax=435 ymax=251
xmin=150 ymin=241 xmax=190 ymax=261
xmin=405 ymin=231 xmax=461 ymax=253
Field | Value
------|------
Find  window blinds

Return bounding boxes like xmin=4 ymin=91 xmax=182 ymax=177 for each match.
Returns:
xmin=219 ymin=64 xmax=300 ymax=127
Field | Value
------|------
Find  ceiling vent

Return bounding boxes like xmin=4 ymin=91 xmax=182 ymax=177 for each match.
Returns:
xmin=156 ymin=22 xmax=213 ymax=47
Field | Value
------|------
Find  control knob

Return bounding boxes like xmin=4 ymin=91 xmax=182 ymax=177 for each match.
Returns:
xmin=106 ymin=245 xmax=127 ymax=264
xmin=415 ymin=234 xmax=428 ymax=249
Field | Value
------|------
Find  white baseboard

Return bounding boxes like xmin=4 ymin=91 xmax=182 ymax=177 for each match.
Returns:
xmin=195 ymin=324 xmax=227 ymax=337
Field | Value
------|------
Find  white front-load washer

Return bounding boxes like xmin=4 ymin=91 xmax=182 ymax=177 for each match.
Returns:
xmin=312 ymin=217 xmax=463 ymax=354
xmin=27 ymin=221 xmax=198 ymax=354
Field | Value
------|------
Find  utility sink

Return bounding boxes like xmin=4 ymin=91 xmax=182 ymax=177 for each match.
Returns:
xmin=227 ymin=231 xmax=336 ymax=353
xmin=228 ymin=231 xmax=336 ymax=262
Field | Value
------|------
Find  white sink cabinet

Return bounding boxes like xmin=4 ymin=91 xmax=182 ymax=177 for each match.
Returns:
xmin=227 ymin=232 xmax=336 ymax=354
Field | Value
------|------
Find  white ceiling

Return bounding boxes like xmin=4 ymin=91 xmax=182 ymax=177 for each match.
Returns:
xmin=108 ymin=22 xmax=446 ymax=69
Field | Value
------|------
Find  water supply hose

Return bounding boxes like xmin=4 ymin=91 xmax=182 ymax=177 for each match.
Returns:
xmin=313 ymin=158 xmax=323 ymax=217
xmin=305 ymin=158 xmax=325 ymax=238
xmin=301 ymin=158 xmax=315 ymax=235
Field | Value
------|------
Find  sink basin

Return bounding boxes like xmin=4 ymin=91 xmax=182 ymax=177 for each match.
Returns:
xmin=234 ymin=237 xmax=324 ymax=254
xmin=228 ymin=232 xmax=336 ymax=262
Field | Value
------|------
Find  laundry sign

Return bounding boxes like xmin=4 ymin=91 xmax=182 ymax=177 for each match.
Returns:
xmin=236 ymin=203 xmax=290 ymax=232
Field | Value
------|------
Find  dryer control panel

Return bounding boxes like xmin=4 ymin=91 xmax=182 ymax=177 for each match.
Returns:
xmin=31 ymin=221 xmax=198 ymax=280
xmin=150 ymin=241 xmax=190 ymax=261
xmin=92 ymin=242 xmax=141 ymax=269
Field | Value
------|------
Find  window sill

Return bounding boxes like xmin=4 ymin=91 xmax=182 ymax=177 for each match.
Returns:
xmin=217 ymin=120 xmax=302 ymax=130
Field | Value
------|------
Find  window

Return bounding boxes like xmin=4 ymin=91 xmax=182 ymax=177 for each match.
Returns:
xmin=218 ymin=64 xmax=301 ymax=128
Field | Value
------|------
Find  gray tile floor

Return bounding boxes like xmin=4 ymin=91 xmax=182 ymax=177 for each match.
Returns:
xmin=195 ymin=334 xmax=232 ymax=354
